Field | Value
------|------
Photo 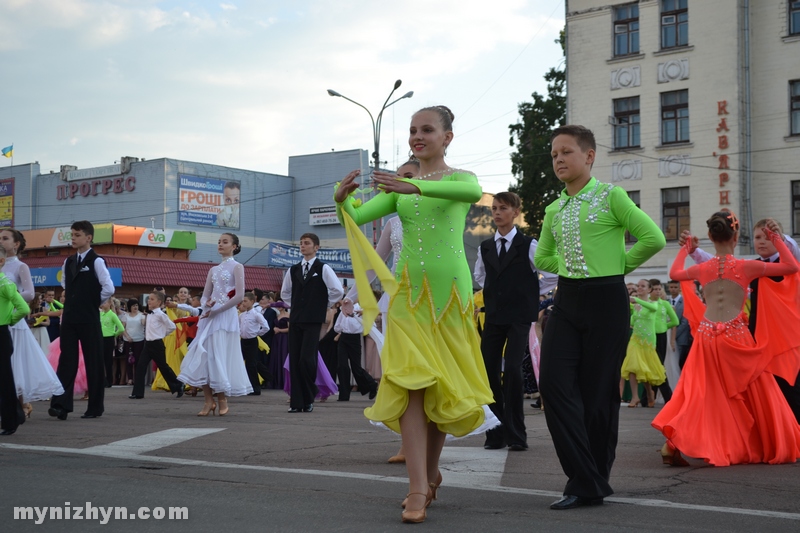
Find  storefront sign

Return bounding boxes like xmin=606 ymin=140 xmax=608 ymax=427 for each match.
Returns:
xmin=65 ymin=164 xmax=121 ymax=182
xmin=309 ymin=206 xmax=339 ymax=226
xmin=0 ymin=178 xmax=13 ymax=228
xmin=113 ymin=226 xmax=196 ymax=249
xmin=714 ymin=100 xmax=731 ymax=207
xmin=24 ymin=224 xmax=114 ymax=249
xmin=56 ymin=176 xmax=136 ymax=200
xmin=177 ymin=174 xmax=240 ymax=229
xmin=30 ymin=267 xmax=122 ymax=287
xmin=266 ymin=242 xmax=352 ymax=273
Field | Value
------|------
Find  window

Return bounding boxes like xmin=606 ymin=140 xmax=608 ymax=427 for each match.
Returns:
xmin=614 ymin=96 xmax=641 ymax=148
xmin=791 ymin=80 xmax=800 ymax=136
xmin=626 ymin=190 xmax=641 ymax=243
xmin=661 ymin=0 xmax=688 ymax=49
xmin=793 ymin=181 xmax=800 ymax=235
xmin=661 ymin=90 xmax=689 ymax=144
xmin=791 ymin=1 xmax=800 ymax=35
xmin=662 ymin=187 xmax=690 ymax=241
xmin=614 ymin=4 xmax=639 ymax=56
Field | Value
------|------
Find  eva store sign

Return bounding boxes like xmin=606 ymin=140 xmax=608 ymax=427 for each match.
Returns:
xmin=56 ymin=176 xmax=136 ymax=200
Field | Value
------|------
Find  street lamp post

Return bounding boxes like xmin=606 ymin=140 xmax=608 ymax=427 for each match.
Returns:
xmin=327 ymin=80 xmax=413 ymax=244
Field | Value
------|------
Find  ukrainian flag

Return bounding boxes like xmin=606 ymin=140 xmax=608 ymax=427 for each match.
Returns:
xmin=1 ymin=145 xmax=11 ymax=158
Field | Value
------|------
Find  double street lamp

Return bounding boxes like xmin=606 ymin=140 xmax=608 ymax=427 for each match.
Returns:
xmin=327 ymin=80 xmax=413 ymax=244
xmin=327 ymin=79 xmax=414 ymax=176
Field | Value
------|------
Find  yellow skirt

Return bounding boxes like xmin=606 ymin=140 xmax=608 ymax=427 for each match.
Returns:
xmin=364 ymin=279 xmax=494 ymax=437
xmin=621 ymin=336 xmax=666 ymax=386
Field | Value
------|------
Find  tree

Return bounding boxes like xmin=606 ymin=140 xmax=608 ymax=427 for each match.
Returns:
xmin=509 ymin=31 xmax=566 ymax=238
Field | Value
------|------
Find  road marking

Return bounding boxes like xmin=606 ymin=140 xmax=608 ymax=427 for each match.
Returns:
xmin=85 ymin=428 xmax=224 ymax=456
xmin=3 ymin=432 xmax=800 ymax=521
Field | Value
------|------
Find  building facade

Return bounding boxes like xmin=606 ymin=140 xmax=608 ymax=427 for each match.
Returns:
xmin=566 ymin=0 xmax=800 ymax=278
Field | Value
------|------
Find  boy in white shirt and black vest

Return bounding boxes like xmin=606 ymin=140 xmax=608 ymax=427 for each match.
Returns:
xmin=280 ymin=233 xmax=344 ymax=413
xmin=129 ymin=291 xmax=183 ymax=399
xmin=239 ymin=292 xmax=271 ymax=395
xmin=49 ymin=220 xmax=114 ymax=421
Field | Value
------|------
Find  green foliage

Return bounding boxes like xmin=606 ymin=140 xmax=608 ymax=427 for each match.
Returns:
xmin=508 ymin=31 xmax=566 ymax=238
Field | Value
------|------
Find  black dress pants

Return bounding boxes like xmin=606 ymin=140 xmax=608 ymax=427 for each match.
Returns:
xmin=539 ymin=276 xmax=629 ymax=499
xmin=336 ymin=333 xmax=376 ymax=401
xmin=481 ymin=321 xmax=530 ymax=448
xmin=241 ymin=337 xmax=271 ymax=395
xmin=103 ymin=336 xmax=116 ymax=387
xmin=0 ymin=325 xmax=23 ymax=432
xmin=51 ymin=320 xmax=104 ymax=416
xmin=132 ymin=340 xmax=182 ymax=398
xmin=653 ymin=332 xmax=672 ymax=403
xmin=288 ymin=322 xmax=322 ymax=409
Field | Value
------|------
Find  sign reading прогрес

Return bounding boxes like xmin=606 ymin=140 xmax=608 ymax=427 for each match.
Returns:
xmin=177 ymin=174 xmax=240 ymax=230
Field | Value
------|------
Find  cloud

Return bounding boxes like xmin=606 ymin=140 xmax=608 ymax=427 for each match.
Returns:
xmin=4 ymin=1 xmax=565 ymax=192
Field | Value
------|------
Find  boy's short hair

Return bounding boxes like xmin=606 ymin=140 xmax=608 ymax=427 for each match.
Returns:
xmin=551 ymin=125 xmax=596 ymax=153
xmin=754 ymin=219 xmax=783 ymax=233
xmin=649 ymin=279 xmax=662 ymax=287
xmin=243 ymin=292 xmax=256 ymax=302
xmin=493 ymin=191 xmax=521 ymax=210
xmin=71 ymin=220 xmax=95 ymax=237
xmin=149 ymin=291 xmax=166 ymax=304
xmin=667 ymin=279 xmax=679 ymax=285
xmin=300 ymin=233 xmax=320 ymax=247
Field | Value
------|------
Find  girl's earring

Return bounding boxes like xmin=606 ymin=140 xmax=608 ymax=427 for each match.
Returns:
xmin=444 ymin=146 xmax=448 ymax=156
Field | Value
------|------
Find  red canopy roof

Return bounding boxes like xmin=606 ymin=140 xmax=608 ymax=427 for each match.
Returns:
xmin=22 ymin=255 xmax=285 ymax=291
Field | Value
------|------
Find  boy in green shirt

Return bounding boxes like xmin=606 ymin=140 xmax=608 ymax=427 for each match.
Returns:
xmin=100 ymin=298 xmax=124 ymax=388
xmin=535 ymin=125 xmax=665 ymax=509
xmin=0 ymin=248 xmax=32 ymax=435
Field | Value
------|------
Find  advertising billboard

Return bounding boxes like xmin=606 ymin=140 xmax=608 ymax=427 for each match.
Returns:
xmin=178 ymin=174 xmax=240 ymax=229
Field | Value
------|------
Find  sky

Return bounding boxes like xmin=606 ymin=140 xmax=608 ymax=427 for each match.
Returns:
xmin=0 ymin=0 xmax=565 ymax=195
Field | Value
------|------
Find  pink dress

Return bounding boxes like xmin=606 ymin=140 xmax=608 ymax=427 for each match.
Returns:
xmin=47 ymin=338 xmax=87 ymax=396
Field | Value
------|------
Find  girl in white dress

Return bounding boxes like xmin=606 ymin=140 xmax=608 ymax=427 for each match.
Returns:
xmin=178 ymin=233 xmax=252 ymax=415
xmin=0 ymin=230 xmax=64 ymax=418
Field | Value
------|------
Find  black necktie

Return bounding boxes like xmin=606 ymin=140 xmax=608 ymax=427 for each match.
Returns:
xmin=498 ymin=237 xmax=507 ymax=263
xmin=303 ymin=262 xmax=309 ymax=278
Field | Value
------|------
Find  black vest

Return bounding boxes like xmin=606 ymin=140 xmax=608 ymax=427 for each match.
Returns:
xmin=288 ymin=259 xmax=330 ymax=324
xmin=480 ymin=231 xmax=540 ymax=325
xmin=62 ymin=249 xmax=104 ymax=324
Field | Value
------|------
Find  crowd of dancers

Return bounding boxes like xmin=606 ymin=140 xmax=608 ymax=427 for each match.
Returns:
xmin=2 ymin=110 xmax=800 ymax=526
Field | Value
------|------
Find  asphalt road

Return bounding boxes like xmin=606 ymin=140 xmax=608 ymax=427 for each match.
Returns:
xmin=1 ymin=387 xmax=798 ymax=532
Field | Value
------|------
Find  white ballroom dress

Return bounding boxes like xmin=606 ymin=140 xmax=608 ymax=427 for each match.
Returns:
xmin=177 ymin=257 xmax=253 ymax=396
xmin=3 ymin=256 xmax=64 ymax=401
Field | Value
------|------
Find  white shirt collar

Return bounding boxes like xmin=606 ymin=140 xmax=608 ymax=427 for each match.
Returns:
xmin=494 ymin=226 xmax=517 ymax=243
xmin=303 ymin=257 xmax=317 ymax=267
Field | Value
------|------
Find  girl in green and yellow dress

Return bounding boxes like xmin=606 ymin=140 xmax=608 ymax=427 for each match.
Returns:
xmin=621 ymin=279 xmax=666 ymax=407
xmin=335 ymin=105 xmax=496 ymax=524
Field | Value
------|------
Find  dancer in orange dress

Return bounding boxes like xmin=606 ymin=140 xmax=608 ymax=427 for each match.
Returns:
xmin=653 ymin=211 xmax=800 ymax=466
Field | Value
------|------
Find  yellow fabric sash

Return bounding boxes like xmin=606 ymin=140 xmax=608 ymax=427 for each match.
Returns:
xmin=342 ymin=210 xmax=398 ymax=335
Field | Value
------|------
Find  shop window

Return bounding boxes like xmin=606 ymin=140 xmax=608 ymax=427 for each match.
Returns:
xmin=614 ymin=96 xmax=641 ymax=149
xmin=793 ymin=181 xmax=800 ymax=235
xmin=614 ymin=4 xmax=640 ymax=56
xmin=626 ymin=190 xmax=641 ymax=243
xmin=661 ymin=89 xmax=689 ymax=144
xmin=661 ymin=0 xmax=688 ymax=49
xmin=791 ymin=80 xmax=800 ymax=136
xmin=662 ymin=187 xmax=690 ymax=241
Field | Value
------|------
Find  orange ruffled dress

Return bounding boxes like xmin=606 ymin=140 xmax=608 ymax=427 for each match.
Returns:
xmin=652 ymin=243 xmax=800 ymax=466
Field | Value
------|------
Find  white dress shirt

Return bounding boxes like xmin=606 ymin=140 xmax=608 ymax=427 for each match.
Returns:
xmin=176 ymin=303 xmax=203 ymax=317
xmin=280 ymin=256 xmax=345 ymax=308
xmin=61 ymin=247 xmax=115 ymax=303
xmin=473 ymin=226 xmax=558 ymax=294
xmin=334 ymin=309 xmax=364 ymax=335
xmin=145 ymin=308 xmax=176 ymax=341
xmin=239 ymin=307 xmax=269 ymax=339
